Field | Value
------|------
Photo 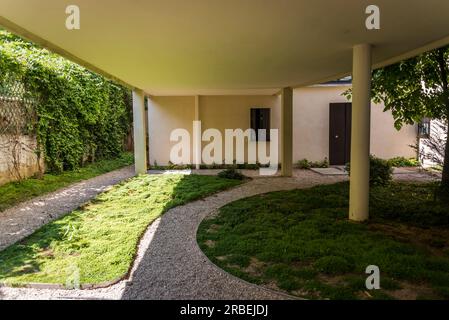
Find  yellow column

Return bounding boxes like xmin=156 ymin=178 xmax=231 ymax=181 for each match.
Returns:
xmin=349 ymin=44 xmax=372 ymax=221
xmin=281 ymin=87 xmax=293 ymax=176
xmin=132 ymin=89 xmax=147 ymax=174
xmin=193 ymin=95 xmax=201 ymax=170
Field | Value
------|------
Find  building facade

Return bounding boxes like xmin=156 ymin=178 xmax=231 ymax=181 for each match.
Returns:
xmin=147 ymin=84 xmax=418 ymax=167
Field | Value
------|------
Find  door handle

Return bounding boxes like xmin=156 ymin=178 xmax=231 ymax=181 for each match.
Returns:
xmin=335 ymin=135 xmax=339 ymax=139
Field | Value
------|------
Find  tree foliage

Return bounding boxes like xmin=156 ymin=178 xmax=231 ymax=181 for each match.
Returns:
xmin=370 ymin=46 xmax=449 ymax=130
xmin=345 ymin=45 xmax=449 ymax=188
xmin=0 ymin=30 xmax=132 ymax=173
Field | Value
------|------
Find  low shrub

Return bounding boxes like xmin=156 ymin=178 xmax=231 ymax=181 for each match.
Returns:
xmin=151 ymin=162 xmax=275 ymax=171
xmin=296 ymin=158 xmax=329 ymax=169
xmin=150 ymin=161 xmax=194 ymax=170
xmin=218 ymin=168 xmax=245 ymax=180
xmin=237 ymin=163 xmax=259 ymax=170
xmin=200 ymin=162 xmax=227 ymax=170
xmin=297 ymin=159 xmax=311 ymax=169
xmin=345 ymin=155 xmax=393 ymax=186
xmin=387 ymin=157 xmax=420 ymax=167
xmin=166 ymin=161 xmax=195 ymax=170
xmin=312 ymin=158 xmax=329 ymax=168
xmin=200 ymin=163 xmax=263 ymax=170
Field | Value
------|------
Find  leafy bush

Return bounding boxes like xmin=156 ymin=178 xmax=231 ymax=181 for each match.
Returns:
xmin=150 ymin=161 xmax=194 ymax=170
xmin=237 ymin=163 xmax=259 ymax=170
xmin=345 ymin=155 xmax=393 ymax=186
xmin=200 ymin=162 xmax=227 ymax=169
xmin=0 ymin=30 xmax=132 ymax=173
xmin=296 ymin=158 xmax=329 ymax=169
xmin=312 ymin=158 xmax=329 ymax=168
xmin=199 ymin=163 xmax=261 ymax=170
xmin=218 ymin=168 xmax=245 ymax=180
xmin=166 ymin=161 xmax=194 ymax=170
xmin=297 ymin=159 xmax=311 ymax=169
xmin=388 ymin=157 xmax=420 ymax=167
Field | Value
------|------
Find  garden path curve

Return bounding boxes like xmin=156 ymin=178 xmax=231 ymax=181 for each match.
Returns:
xmin=1 ymin=169 xmax=437 ymax=300
xmin=0 ymin=166 xmax=135 ymax=251
xmin=0 ymin=170 xmax=346 ymax=299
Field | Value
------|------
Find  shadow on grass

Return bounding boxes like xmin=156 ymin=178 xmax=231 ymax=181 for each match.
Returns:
xmin=0 ymin=174 xmax=241 ymax=286
xmin=0 ymin=220 xmax=68 ymax=280
xmin=196 ymin=182 xmax=449 ymax=300
xmin=120 ymin=174 xmax=252 ymax=300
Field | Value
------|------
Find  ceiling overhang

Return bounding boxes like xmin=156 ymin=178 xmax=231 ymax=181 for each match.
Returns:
xmin=1 ymin=0 xmax=449 ymax=96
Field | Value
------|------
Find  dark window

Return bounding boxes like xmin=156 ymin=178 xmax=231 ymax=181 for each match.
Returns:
xmin=250 ymin=108 xmax=270 ymax=141
xmin=418 ymin=118 xmax=431 ymax=138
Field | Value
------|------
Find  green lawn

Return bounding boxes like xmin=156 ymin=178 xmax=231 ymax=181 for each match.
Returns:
xmin=0 ymin=174 xmax=241 ymax=286
xmin=0 ymin=153 xmax=134 ymax=212
xmin=198 ymin=182 xmax=449 ymax=300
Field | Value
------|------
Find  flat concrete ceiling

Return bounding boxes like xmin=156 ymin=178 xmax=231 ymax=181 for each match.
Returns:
xmin=1 ymin=0 xmax=449 ymax=95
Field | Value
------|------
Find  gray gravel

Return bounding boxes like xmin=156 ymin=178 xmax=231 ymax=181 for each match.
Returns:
xmin=0 ymin=165 xmax=135 ymax=250
xmin=120 ymin=172 xmax=346 ymax=300
xmin=392 ymin=167 xmax=441 ymax=182
xmin=0 ymin=168 xmax=437 ymax=300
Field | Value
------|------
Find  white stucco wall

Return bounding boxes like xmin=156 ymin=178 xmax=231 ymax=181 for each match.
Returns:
xmin=147 ymin=86 xmax=418 ymax=166
xmin=200 ymin=95 xmax=281 ymax=163
xmin=293 ymin=85 xmax=417 ymax=162
xmin=148 ymin=95 xmax=280 ymax=165
xmin=147 ymin=96 xmax=196 ymax=166
xmin=419 ymin=119 xmax=447 ymax=168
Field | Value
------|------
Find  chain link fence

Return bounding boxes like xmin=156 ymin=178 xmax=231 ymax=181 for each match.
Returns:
xmin=0 ymin=74 xmax=38 ymax=136
xmin=0 ymin=74 xmax=42 ymax=183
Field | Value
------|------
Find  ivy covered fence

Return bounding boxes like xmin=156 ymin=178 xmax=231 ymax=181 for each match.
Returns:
xmin=0 ymin=30 xmax=132 ymax=173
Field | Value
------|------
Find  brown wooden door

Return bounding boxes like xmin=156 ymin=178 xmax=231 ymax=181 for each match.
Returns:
xmin=329 ymin=103 xmax=352 ymax=165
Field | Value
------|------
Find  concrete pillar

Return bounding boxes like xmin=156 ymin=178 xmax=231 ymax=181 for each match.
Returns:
xmin=349 ymin=44 xmax=372 ymax=221
xmin=132 ymin=89 xmax=147 ymax=174
xmin=193 ymin=95 xmax=201 ymax=170
xmin=281 ymin=87 xmax=293 ymax=176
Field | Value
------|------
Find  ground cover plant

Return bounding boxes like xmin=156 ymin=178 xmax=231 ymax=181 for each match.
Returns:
xmin=198 ymin=182 xmax=449 ymax=300
xmin=0 ymin=174 xmax=241 ymax=285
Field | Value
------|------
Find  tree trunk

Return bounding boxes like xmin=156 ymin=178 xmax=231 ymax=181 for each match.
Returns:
xmin=442 ymin=130 xmax=449 ymax=188
xmin=437 ymin=48 xmax=449 ymax=188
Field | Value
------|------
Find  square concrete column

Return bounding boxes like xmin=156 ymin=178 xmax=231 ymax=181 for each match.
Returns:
xmin=132 ymin=89 xmax=147 ymax=174
xmin=281 ymin=87 xmax=293 ymax=176
xmin=349 ymin=44 xmax=372 ymax=221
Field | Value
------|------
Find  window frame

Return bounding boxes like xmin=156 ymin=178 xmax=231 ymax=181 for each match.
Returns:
xmin=418 ymin=118 xmax=431 ymax=139
xmin=250 ymin=108 xmax=271 ymax=142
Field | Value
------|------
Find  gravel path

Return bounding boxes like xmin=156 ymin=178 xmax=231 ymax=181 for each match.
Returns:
xmin=0 ymin=170 xmax=346 ymax=300
xmin=120 ymin=171 xmax=346 ymax=300
xmin=392 ymin=167 xmax=441 ymax=182
xmin=0 ymin=165 xmax=135 ymax=251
